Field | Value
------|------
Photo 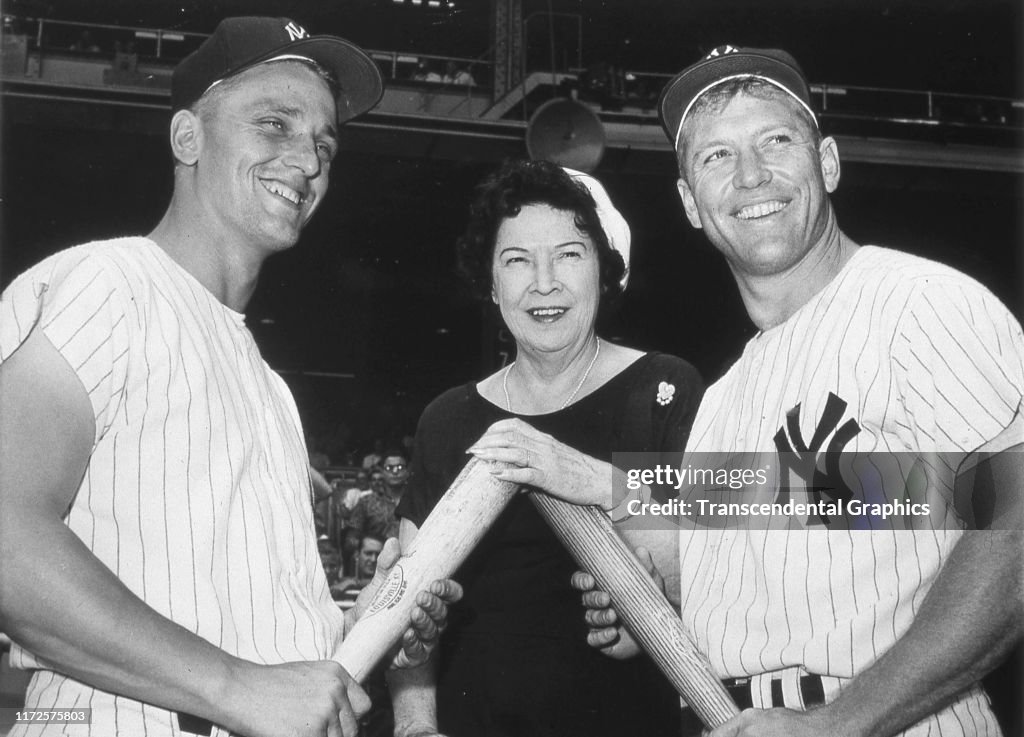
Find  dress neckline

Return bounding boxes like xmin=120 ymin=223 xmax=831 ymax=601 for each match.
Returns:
xmin=472 ymin=351 xmax=658 ymax=417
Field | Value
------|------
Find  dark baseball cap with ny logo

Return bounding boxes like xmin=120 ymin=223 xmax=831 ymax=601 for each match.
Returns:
xmin=171 ymin=16 xmax=384 ymax=123
xmin=658 ymin=45 xmax=815 ymax=150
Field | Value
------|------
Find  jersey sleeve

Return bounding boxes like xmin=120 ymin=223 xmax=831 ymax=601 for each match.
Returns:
xmin=894 ymin=276 xmax=1024 ymax=454
xmin=0 ymin=249 xmax=134 ymax=447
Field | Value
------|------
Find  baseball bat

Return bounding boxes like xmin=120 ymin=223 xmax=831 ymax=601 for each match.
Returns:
xmin=529 ymin=492 xmax=740 ymax=729
xmin=178 ymin=457 xmax=519 ymax=736
xmin=332 ymin=456 xmax=519 ymax=682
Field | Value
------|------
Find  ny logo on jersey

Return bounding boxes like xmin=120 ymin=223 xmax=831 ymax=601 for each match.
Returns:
xmin=284 ymin=22 xmax=309 ymax=41
xmin=773 ymin=392 xmax=861 ymax=526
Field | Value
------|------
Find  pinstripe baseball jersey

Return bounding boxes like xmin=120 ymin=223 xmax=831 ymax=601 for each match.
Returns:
xmin=678 ymin=246 xmax=1023 ymax=736
xmin=0 ymin=237 xmax=344 ymax=736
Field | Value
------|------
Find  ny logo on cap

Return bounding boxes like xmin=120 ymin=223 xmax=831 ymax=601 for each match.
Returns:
xmin=284 ymin=21 xmax=309 ymax=41
xmin=705 ymin=45 xmax=739 ymax=60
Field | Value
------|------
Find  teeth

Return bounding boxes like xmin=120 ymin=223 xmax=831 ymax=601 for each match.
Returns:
xmin=736 ymin=200 xmax=786 ymax=220
xmin=262 ymin=180 xmax=304 ymax=205
xmin=529 ymin=308 xmax=565 ymax=316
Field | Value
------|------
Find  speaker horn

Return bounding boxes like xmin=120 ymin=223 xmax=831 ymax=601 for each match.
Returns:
xmin=525 ymin=98 xmax=606 ymax=173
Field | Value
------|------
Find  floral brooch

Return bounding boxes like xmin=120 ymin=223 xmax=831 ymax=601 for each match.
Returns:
xmin=656 ymin=381 xmax=675 ymax=406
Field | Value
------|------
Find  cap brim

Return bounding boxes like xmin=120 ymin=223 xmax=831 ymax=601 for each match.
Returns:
xmin=658 ymin=51 xmax=810 ymax=148
xmin=246 ymin=36 xmax=384 ymax=123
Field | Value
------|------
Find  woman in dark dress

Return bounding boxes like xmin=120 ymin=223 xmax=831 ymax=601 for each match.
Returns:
xmin=389 ymin=160 xmax=703 ymax=737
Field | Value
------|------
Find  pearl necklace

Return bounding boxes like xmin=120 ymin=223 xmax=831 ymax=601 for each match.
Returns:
xmin=502 ymin=337 xmax=601 ymax=412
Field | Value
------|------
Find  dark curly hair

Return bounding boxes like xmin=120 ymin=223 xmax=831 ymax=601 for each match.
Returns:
xmin=457 ymin=159 xmax=626 ymax=303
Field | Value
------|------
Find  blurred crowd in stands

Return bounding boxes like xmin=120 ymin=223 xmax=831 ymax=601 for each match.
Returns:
xmin=411 ymin=58 xmax=476 ymax=85
xmin=309 ymin=436 xmax=411 ymax=588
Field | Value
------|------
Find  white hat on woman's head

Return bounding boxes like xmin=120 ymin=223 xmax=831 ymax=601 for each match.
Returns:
xmin=563 ymin=168 xmax=631 ymax=289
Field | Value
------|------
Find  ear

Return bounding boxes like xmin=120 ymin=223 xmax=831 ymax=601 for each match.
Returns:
xmin=676 ymin=177 xmax=703 ymax=230
xmin=819 ymin=136 xmax=841 ymax=193
xmin=169 ymin=109 xmax=202 ymax=166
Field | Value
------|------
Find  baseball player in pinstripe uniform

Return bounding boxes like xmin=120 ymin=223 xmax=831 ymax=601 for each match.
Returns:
xmin=0 ymin=17 xmax=461 ymax=737
xmin=577 ymin=46 xmax=1022 ymax=736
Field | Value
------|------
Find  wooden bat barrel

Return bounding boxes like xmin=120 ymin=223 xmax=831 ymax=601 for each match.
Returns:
xmin=333 ymin=457 xmax=518 ymax=682
xmin=529 ymin=493 xmax=740 ymax=729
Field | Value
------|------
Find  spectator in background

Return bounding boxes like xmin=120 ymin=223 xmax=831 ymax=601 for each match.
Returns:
xmin=345 ymin=450 xmax=408 ymax=562
xmin=443 ymin=60 xmax=475 ymax=86
xmin=70 ymin=29 xmax=101 ymax=52
xmin=380 ymin=450 xmax=411 ymax=496
xmin=111 ymin=39 xmax=139 ymax=77
xmin=318 ymin=538 xmax=343 ymax=592
xmin=339 ymin=469 xmax=373 ymax=515
xmin=412 ymin=60 xmax=442 ymax=83
xmin=332 ymin=533 xmax=384 ymax=609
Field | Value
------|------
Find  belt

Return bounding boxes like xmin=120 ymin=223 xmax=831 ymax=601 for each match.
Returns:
xmin=679 ymin=673 xmax=826 ymax=735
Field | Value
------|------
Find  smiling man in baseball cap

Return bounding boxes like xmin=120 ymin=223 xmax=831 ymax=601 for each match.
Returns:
xmin=0 ymin=16 xmax=461 ymax=737
xmin=577 ymin=45 xmax=1022 ymax=737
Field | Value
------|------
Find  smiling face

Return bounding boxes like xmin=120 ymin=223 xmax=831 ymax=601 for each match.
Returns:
xmin=675 ymin=89 xmax=840 ymax=279
xmin=190 ymin=61 xmax=339 ymax=255
xmin=491 ymin=204 xmax=601 ymax=356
